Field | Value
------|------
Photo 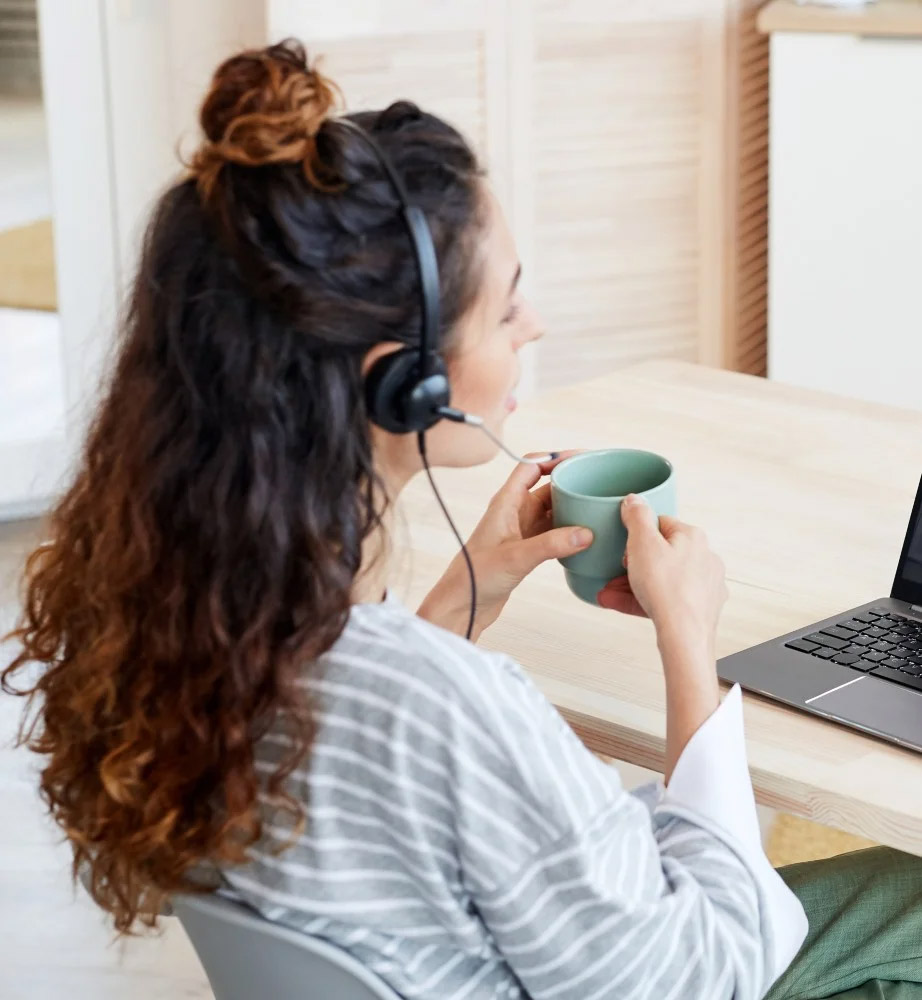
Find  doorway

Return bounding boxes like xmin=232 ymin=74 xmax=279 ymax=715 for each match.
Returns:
xmin=0 ymin=0 xmax=66 ymax=518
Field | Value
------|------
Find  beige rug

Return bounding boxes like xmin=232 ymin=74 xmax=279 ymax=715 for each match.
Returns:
xmin=766 ymin=813 xmax=877 ymax=868
xmin=0 ymin=218 xmax=56 ymax=311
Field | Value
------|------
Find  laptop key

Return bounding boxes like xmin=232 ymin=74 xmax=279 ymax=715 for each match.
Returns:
xmin=855 ymin=612 xmax=882 ymax=623
xmin=871 ymin=607 xmax=894 ymax=616
xmin=840 ymin=619 xmax=870 ymax=633
xmin=882 ymin=657 xmax=909 ymax=670
xmin=806 ymin=633 xmax=849 ymax=650
xmin=785 ymin=639 xmax=820 ymax=653
xmin=861 ymin=650 xmax=887 ymax=663
xmin=832 ymin=653 xmax=861 ymax=666
xmin=871 ymin=641 xmax=895 ymax=652
xmin=844 ymin=643 xmax=867 ymax=654
xmin=822 ymin=626 xmax=858 ymax=641
xmin=864 ymin=627 xmax=887 ymax=638
xmin=871 ymin=666 xmax=922 ymax=692
xmin=812 ymin=647 xmax=838 ymax=660
xmin=853 ymin=635 xmax=876 ymax=646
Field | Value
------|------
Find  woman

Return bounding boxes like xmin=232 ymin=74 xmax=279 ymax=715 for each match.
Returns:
xmin=5 ymin=40 xmax=922 ymax=1000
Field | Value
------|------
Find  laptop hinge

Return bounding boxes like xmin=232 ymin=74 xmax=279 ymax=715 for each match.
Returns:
xmin=912 ymin=605 xmax=922 ymax=616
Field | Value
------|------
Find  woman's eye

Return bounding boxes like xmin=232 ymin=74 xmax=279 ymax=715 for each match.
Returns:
xmin=501 ymin=304 xmax=520 ymax=325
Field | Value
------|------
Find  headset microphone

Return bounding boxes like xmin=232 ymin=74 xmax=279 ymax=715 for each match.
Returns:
xmin=435 ymin=407 xmax=555 ymax=465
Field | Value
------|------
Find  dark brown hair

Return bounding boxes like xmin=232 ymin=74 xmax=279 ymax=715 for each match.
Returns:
xmin=1 ymin=39 xmax=484 ymax=934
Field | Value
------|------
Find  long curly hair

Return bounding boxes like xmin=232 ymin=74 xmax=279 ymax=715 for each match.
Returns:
xmin=1 ymin=39 xmax=484 ymax=934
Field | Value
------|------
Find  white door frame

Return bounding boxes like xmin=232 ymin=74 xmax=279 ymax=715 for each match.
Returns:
xmin=0 ymin=0 xmax=265 ymax=520
xmin=0 ymin=0 xmax=117 ymax=519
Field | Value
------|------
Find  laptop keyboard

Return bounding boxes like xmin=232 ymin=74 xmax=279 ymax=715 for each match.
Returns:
xmin=785 ymin=607 xmax=922 ymax=692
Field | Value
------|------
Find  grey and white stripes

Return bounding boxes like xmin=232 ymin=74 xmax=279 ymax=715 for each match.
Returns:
xmin=219 ymin=592 xmax=806 ymax=999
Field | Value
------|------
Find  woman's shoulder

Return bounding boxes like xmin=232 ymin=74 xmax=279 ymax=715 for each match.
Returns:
xmin=318 ymin=594 xmax=533 ymax=721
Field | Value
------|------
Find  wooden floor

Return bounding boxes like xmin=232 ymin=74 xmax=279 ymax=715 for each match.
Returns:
xmin=0 ymin=518 xmax=212 ymax=1000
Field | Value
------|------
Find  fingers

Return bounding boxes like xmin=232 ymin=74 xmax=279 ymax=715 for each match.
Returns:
xmin=519 ymin=481 xmax=553 ymax=539
xmin=597 ymin=589 xmax=630 ymax=612
xmin=598 ymin=576 xmax=631 ymax=598
xmin=529 ymin=481 xmax=552 ymax=512
xmin=620 ymin=494 xmax=662 ymax=543
xmin=596 ymin=577 xmax=647 ymax=616
xmin=620 ymin=499 xmax=687 ymax=545
xmin=657 ymin=515 xmax=683 ymax=539
xmin=533 ymin=448 xmax=582 ymax=473
xmin=493 ymin=449 xmax=581 ymax=507
xmin=531 ymin=480 xmax=551 ymax=501
xmin=513 ymin=524 xmax=593 ymax=576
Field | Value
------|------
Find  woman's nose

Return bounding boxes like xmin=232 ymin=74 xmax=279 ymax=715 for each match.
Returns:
xmin=518 ymin=301 xmax=544 ymax=347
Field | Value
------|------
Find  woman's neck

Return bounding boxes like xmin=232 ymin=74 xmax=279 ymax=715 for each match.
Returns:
xmin=350 ymin=448 xmax=414 ymax=605
xmin=351 ymin=523 xmax=392 ymax=604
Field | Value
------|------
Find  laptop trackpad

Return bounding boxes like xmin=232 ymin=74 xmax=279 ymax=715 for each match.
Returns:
xmin=809 ymin=674 xmax=922 ymax=748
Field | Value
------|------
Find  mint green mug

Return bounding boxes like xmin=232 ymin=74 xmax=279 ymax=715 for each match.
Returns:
xmin=550 ymin=449 xmax=676 ymax=606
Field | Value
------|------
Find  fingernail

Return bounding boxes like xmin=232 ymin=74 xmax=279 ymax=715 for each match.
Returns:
xmin=572 ymin=528 xmax=593 ymax=548
xmin=624 ymin=493 xmax=644 ymax=507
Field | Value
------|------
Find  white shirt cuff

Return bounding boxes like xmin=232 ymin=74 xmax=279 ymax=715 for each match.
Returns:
xmin=656 ymin=683 xmax=808 ymax=986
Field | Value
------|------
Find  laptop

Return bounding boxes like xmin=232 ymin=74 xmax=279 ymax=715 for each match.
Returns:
xmin=718 ymin=474 xmax=922 ymax=752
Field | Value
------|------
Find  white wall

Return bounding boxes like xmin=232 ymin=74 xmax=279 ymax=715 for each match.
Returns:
xmin=38 ymin=0 xmax=266 ymax=467
xmin=103 ymin=0 xmax=267 ymax=290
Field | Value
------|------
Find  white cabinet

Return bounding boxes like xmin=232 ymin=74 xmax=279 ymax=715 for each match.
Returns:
xmin=767 ymin=23 xmax=922 ymax=409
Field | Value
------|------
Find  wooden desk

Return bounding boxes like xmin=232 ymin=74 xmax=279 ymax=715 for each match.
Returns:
xmin=397 ymin=361 xmax=922 ymax=855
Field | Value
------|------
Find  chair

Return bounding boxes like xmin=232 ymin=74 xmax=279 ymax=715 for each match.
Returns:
xmin=172 ymin=892 xmax=402 ymax=1000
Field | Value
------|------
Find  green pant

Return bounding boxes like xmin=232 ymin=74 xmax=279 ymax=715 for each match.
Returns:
xmin=766 ymin=847 xmax=922 ymax=999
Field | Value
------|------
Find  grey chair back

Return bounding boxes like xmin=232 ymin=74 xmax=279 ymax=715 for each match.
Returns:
xmin=172 ymin=892 xmax=402 ymax=1000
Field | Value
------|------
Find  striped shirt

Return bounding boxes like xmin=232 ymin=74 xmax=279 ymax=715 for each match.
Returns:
xmin=219 ymin=592 xmax=807 ymax=999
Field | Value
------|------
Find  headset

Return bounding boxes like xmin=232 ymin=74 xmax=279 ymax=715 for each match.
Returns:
xmin=341 ymin=118 xmax=553 ymax=640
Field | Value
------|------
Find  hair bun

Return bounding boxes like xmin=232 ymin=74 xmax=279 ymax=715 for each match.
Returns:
xmin=191 ymin=39 xmax=341 ymax=198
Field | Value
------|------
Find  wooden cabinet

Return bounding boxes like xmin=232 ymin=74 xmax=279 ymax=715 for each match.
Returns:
xmin=270 ymin=0 xmax=771 ymax=393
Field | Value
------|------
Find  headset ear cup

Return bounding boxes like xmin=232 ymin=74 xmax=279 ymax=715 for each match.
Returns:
xmin=364 ymin=349 xmax=423 ymax=433
xmin=365 ymin=349 xmax=451 ymax=434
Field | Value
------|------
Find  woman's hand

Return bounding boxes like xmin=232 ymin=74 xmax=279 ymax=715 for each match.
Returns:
xmin=417 ymin=452 xmax=593 ymax=641
xmin=597 ymin=494 xmax=729 ymax=782
xmin=596 ymin=494 xmax=729 ymax=652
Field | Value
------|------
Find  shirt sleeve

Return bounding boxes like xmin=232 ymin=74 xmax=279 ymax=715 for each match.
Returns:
xmin=445 ymin=649 xmax=807 ymax=1000
xmin=657 ymin=683 xmax=809 ymax=984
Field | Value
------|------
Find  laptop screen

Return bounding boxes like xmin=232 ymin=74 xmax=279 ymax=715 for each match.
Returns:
xmin=893 ymin=474 xmax=922 ymax=605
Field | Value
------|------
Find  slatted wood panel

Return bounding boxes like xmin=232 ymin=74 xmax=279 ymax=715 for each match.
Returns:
xmin=270 ymin=0 xmax=772 ymax=391
xmin=731 ymin=1 xmax=770 ymax=376
xmin=293 ymin=32 xmax=488 ymax=164
xmin=531 ymin=3 xmax=707 ymax=391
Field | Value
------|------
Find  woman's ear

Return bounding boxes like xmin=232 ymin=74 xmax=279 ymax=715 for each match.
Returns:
xmin=361 ymin=341 xmax=406 ymax=379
